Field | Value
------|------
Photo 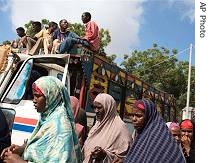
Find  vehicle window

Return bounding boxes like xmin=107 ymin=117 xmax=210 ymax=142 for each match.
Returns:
xmin=23 ymin=69 xmax=42 ymax=100
xmin=0 ymin=61 xmax=23 ymax=99
xmin=3 ymin=59 xmax=33 ymax=103
xmin=57 ymin=73 xmax=68 ymax=88
xmin=23 ymin=64 xmax=48 ymax=100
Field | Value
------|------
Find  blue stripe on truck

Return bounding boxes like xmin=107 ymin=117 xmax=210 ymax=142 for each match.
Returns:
xmin=13 ymin=123 xmax=35 ymax=133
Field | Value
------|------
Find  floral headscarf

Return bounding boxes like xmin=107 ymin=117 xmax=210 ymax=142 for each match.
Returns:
xmin=23 ymin=76 xmax=82 ymax=163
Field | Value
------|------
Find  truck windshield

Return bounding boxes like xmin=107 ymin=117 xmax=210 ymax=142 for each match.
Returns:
xmin=3 ymin=59 xmax=33 ymax=103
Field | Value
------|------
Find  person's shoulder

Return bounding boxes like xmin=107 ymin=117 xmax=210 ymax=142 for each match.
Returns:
xmin=52 ymin=29 xmax=60 ymax=38
xmin=41 ymin=28 xmax=46 ymax=32
xmin=90 ymin=21 xmax=98 ymax=26
xmin=53 ymin=29 xmax=60 ymax=34
xmin=68 ymin=31 xmax=74 ymax=35
xmin=36 ymin=29 xmax=45 ymax=35
xmin=85 ymin=20 xmax=96 ymax=26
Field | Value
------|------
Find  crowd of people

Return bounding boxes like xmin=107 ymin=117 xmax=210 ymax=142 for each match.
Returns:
xmin=0 ymin=75 xmax=195 ymax=163
xmin=8 ymin=12 xmax=100 ymax=56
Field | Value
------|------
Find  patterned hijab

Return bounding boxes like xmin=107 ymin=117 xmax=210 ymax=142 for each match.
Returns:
xmin=23 ymin=76 xmax=82 ymax=163
xmin=125 ymin=99 xmax=185 ymax=163
xmin=166 ymin=121 xmax=180 ymax=130
xmin=82 ymin=93 xmax=132 ymax=163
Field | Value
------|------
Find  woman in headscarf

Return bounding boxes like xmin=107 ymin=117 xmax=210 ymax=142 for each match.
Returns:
xmin=70 ymin=96 xmax=87 ymax=147
xmin=166 ymin=121 xmax=186 ymax=162
xmin=180 ymin=119 xmax=195 ymax=163
xmin=82 ymin=93 xmax=132 ymax=163
xmin=1 ymin=76 xmax=82 ymax=163
xmin=166 ymin=122 xmax=182 ymax=144
xmin=125 ymin=99 xmax=185 ymax=163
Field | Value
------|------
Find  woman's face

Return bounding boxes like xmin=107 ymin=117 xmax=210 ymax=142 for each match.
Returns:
xmin=131 ymin=108 xmax=145 ymax=130
xmin=93 ymin=101 xmax=105 ymax=121
xmin=170 ymin=127 xmax=181 ymax=144
xmin=32 ymin=89 xmax=46 ymax=113
xmin=181 ymin=128 xmax=193 ymax=141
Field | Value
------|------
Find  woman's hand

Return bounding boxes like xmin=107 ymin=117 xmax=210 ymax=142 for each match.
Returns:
xmin=181 ymin=135 xmax=191 ymax=155
xmin=0 ymin=144 xmax=25 ymax=159
xmin=90 ymin=146 xmax=106 ymax=161
xmin=181 ymin=135 xmax=191 ymax=147
xmin=3 ymin=151 xmax=27 ymax=163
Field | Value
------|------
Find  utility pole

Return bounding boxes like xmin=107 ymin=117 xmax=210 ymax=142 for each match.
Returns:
xmin=182 ymin=44 xmax=193 ymax=120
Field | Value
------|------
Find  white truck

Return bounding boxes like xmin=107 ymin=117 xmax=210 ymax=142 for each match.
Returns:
xmin=0 ymin=47 xmax=176 ymax=145
xmin=0 ymin=48 xmax=95 ymax=145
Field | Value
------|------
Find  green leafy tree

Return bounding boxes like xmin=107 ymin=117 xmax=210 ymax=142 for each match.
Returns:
xmin=69 ymin=23 xmax=111 ymax=53
xmin=121 ymin=44 xmax=195 ymax=117
xmin=2 ymin=40 xmax=11 ymax=45
xmin=68 ymin=23 xmax=85 ymax=37
xmin=98 ymin=28 xmax=111 ymax=53
xmin=24 ymin=19 xmax=49 ymax=36
xmin=106 ymin=54 xmax=117 ymax=65
xmin=175 ymin=61 xmax=195 ymax=110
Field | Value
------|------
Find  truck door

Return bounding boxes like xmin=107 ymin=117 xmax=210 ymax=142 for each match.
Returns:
xmin=0 ymin=54 xmax=70 ymax=145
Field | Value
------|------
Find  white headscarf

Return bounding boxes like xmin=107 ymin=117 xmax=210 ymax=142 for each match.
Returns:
xmin=82 ymin=93 xmax=132 ymax=163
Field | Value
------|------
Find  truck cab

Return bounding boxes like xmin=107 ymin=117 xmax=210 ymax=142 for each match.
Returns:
xmin=0 ymin=47 xmax=94 ymax=145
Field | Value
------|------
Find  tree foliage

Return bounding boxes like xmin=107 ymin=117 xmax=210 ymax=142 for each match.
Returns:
xmin=2 ymin=40 xmax=11 ymax=45
xmin=121 ymin=44 xmax=195 ymax=114
xmin=98 ymin=28 xmax=111 ymax=53
xmin=106 ymin=54 xmax=117 ymax=65
xmin=24 ymin=19 xmax=50 ymax=36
